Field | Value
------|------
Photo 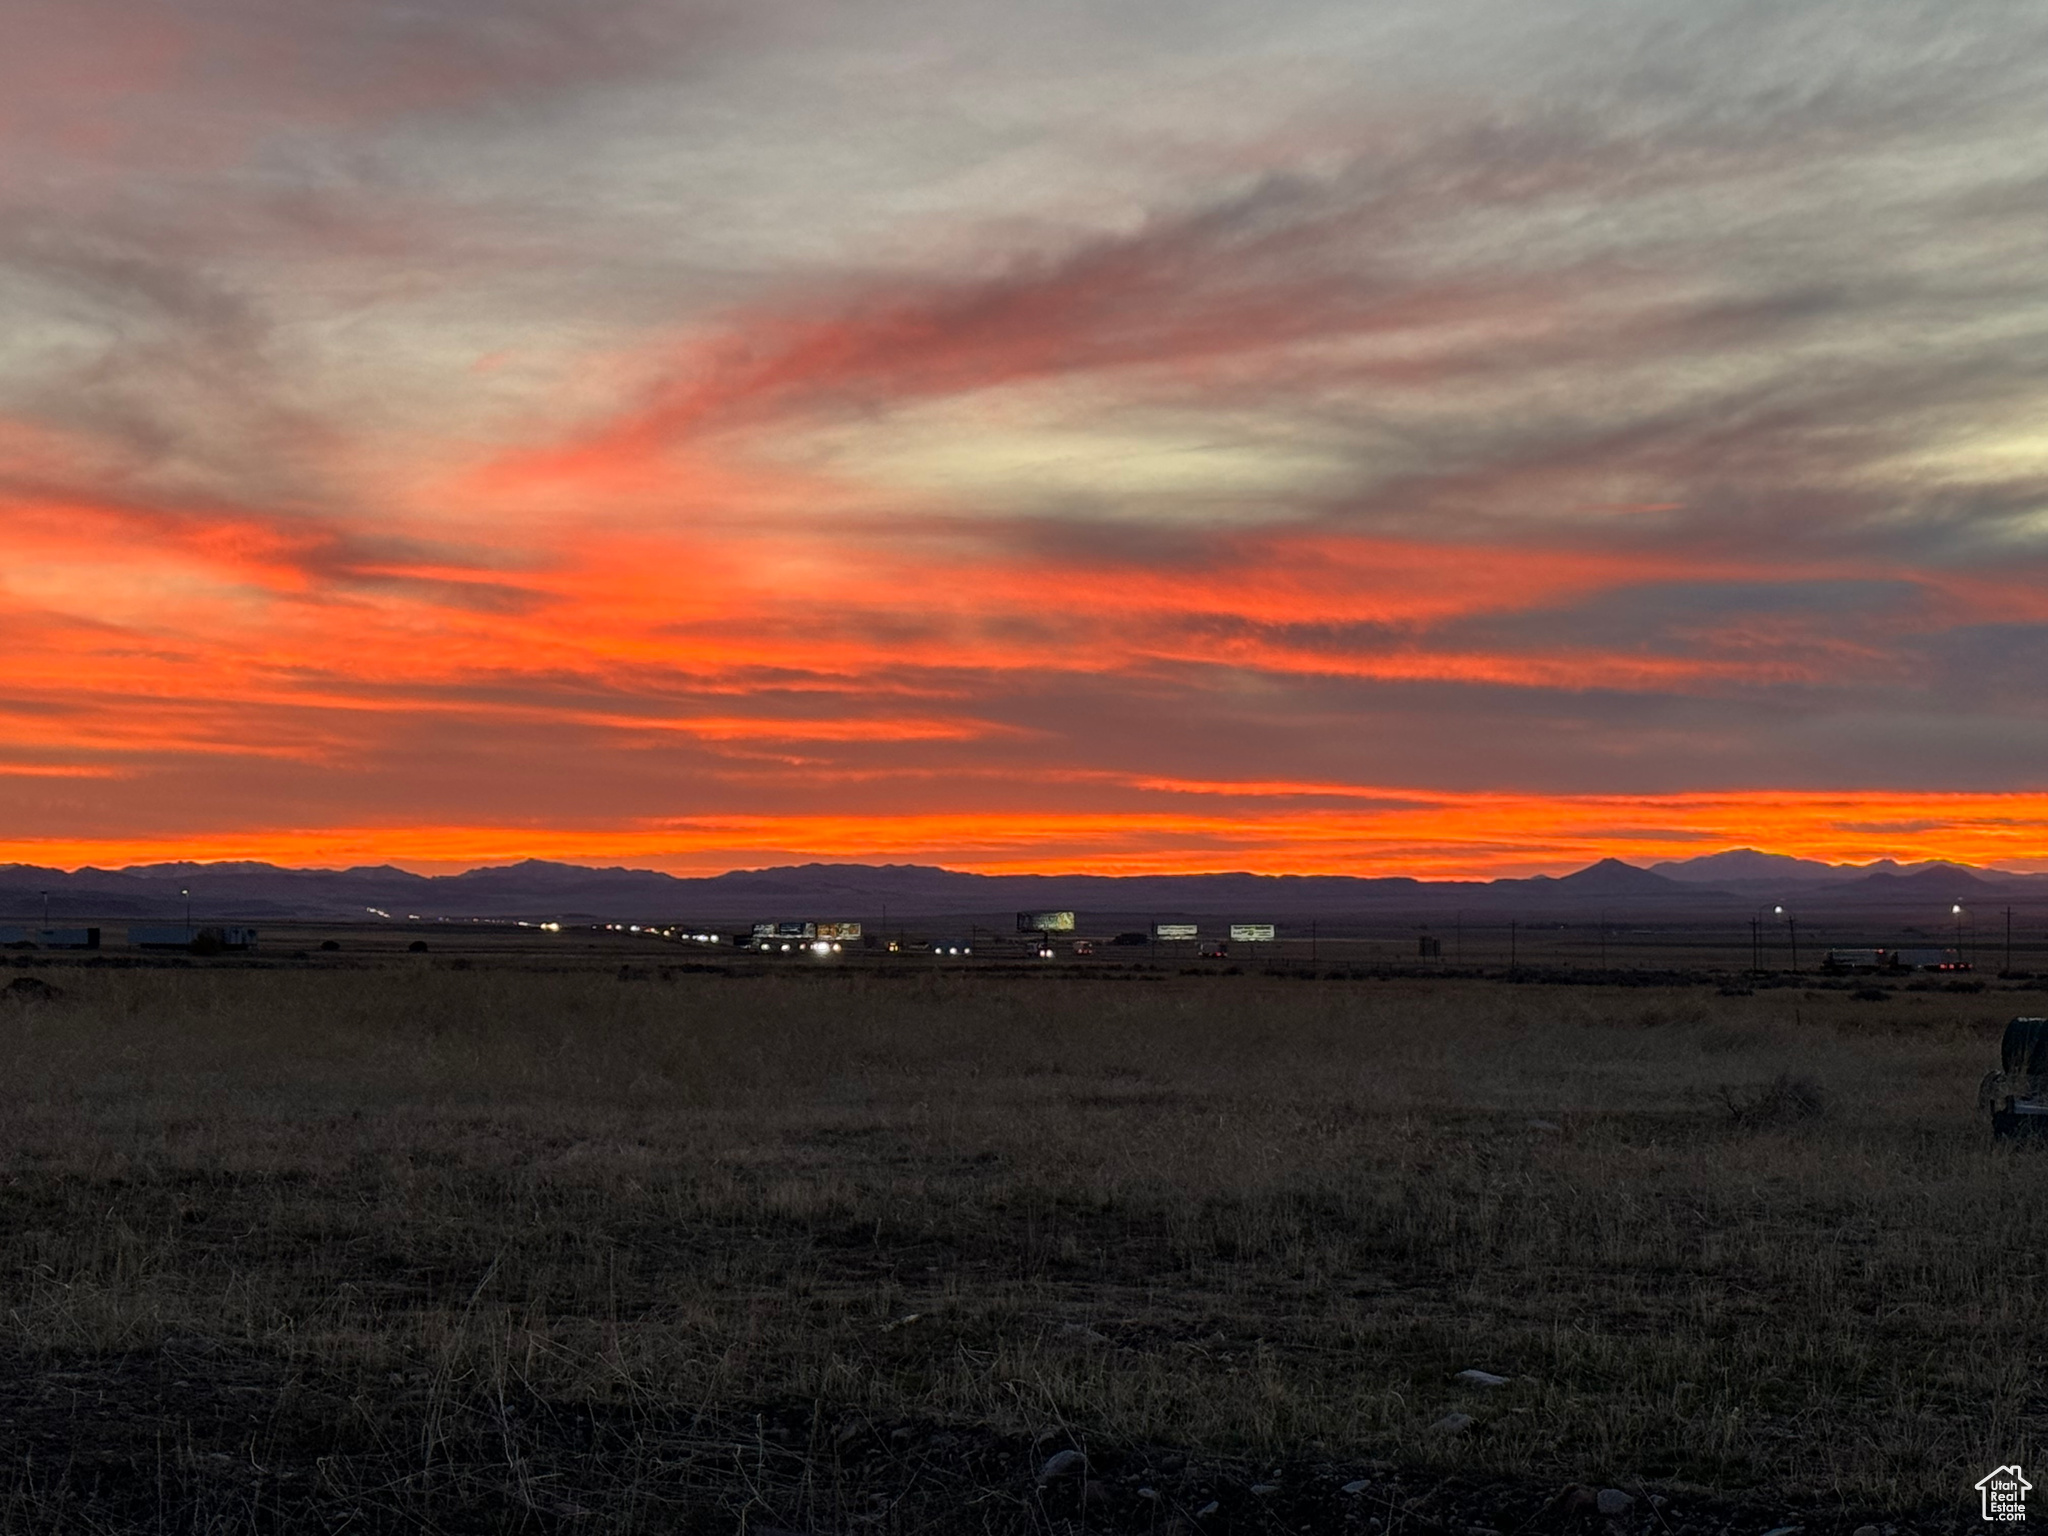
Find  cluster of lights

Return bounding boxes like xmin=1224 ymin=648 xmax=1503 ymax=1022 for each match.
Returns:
xmin=584 ymin=923 xmax=725 ymax=943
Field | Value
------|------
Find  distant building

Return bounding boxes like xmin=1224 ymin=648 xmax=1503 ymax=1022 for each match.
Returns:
xmin=750 ymin=920 xmax=860 ymax=950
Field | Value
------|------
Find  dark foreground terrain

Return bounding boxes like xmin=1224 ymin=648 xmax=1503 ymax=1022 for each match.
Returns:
xmin=0 ymin=957 xmax=2038 ymax=1532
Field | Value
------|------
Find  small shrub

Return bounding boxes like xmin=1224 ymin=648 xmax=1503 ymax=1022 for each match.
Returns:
xmin=1719 ymin=1072 xmax=1827 ymax=1127
xmin=1852 ymin=987 xmax=1890 ymax=1003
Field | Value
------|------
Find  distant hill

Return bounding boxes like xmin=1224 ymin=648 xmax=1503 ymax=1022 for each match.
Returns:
xmin=1541 ymin=857 xmax=1698 ymax=897
xmin=0 ymin=852 xmax=2036 ymax=925
xmin=1650 ymin=848 xmax=1994 ymax=885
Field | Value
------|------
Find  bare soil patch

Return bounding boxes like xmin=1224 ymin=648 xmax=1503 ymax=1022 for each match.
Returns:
xmin=0 ymin=965 xmax=2035 ymax=1531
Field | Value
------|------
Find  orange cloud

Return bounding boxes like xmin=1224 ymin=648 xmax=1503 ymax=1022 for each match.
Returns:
xmin=7 ymin=789 xmax=2048 ymax=879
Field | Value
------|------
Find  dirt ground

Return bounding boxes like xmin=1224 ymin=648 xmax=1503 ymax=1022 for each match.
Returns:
xmin=0 ymin=955 xmax=2039 ymax=1532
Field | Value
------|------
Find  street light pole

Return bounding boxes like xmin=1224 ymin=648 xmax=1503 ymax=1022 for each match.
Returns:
xmin=1771 ymin=905 xmax=1794 ymax=972
xmin=1953 ymin=904 xmax=1965 ymax=967
xmin=1759 ymin=905 xmax=1787 ymax=973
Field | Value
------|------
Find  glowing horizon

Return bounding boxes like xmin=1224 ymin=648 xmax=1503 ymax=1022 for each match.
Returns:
xmin=9 ymin=787 xmax=2048 ymax=881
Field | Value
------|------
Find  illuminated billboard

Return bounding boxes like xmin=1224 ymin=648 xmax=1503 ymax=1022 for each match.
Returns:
xmin=1017 ymin=910 xmax=1077 ymax=933
xmin=816 ymin=921 xmax=862 ymax=941
xmin=1154 ymin=923 xmax=1198 ymax=940
xmin=1229 ymin=924 xmax=1276 ymax=942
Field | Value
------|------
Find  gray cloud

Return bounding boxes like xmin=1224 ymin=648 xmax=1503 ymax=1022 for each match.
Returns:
xmin=7 ymin=0 xmax=2048 ymax=849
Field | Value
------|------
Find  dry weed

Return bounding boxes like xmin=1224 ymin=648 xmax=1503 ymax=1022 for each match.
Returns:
xmin=0 ymin=965 xmax=2031 ymax=1528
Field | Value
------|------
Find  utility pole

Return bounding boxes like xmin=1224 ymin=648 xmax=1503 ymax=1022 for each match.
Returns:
xmin=1599 ymin=910 xmax=1607 ymax=969
xmin=1749 ymin=916 xmax=1760 ymax=975
xmin=1310 ymin=919 xmax=1318 ymax=964
xmin=40 ymin=889 xmax=49 ymax=928
xmin=2006 ymin=906 xmax=2014 ymax=975
xmin=1455 ymin=909 xmax=1463 ymax=967
xmin=1787 ymin=915 xmax=1799 ymax=973
xmin=1509 ymin=919 xmax=1518 ymax=970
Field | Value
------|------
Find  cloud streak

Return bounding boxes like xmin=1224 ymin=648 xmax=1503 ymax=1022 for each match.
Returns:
xmin=5 ymin=0 xmax=2048 ymax=871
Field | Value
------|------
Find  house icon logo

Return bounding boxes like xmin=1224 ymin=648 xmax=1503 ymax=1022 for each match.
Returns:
xmin=1977 ymin=1464 xmax=2030 ymax=1522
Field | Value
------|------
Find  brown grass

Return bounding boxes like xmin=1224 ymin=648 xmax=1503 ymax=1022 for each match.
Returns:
xmin=0 ymin=962 xmax=2037 ymax=1530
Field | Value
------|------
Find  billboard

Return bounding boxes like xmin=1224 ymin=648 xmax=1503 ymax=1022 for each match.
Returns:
xmin=1154 ymin=923 xmax=1198 ymax=940
xmin=1017 ymin=910 xmax=1076 ymax=933
xmin=816 ymin=921 xmax=862 ymax=941
xmin=1229 ymin=923 xmax=1276 ymax=942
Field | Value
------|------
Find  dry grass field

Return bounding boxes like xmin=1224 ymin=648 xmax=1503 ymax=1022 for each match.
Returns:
xmin=0 ymin=957 xmax=2039 ymax=1533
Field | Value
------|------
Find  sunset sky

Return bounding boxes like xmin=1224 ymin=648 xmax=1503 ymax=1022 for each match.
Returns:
xmin=6 ymin=0 xmax=2048 ymax=877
